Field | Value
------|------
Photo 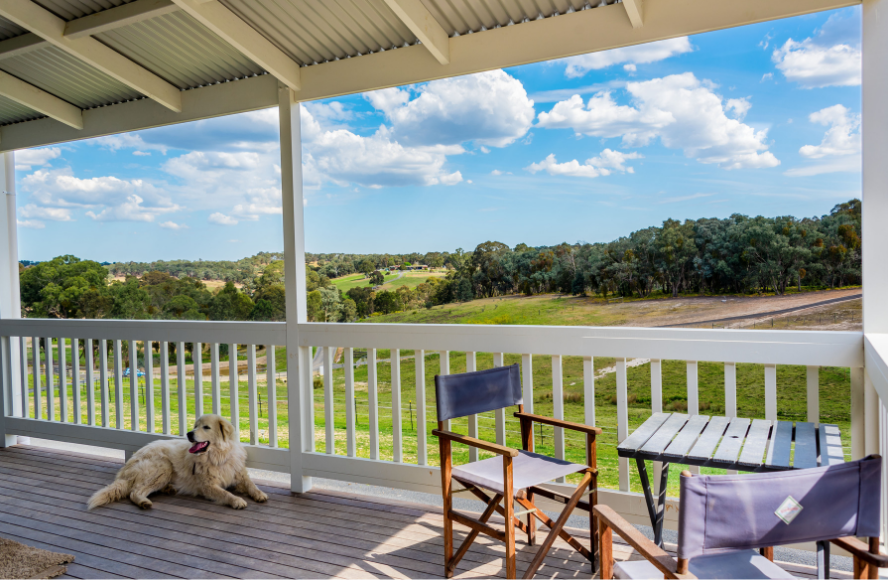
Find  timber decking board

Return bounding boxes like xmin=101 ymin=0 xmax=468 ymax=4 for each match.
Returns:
xmin=819 ymin=424 xmax=845 ymax=466
xmin=0 ymin=445 xmax=849 ymax=579
xmin=637 ymin=414 xmax=689 ymax=455
xmin=662 ymin=415 xmax=710 ymax=459
xmin=793 ymin=422 xmax=818 ymax=469
xmin=737 ymin=419 xmax=772 ymax=467
xmin=617 ymin=412 xmax=670 ymax=453
xmin=711 ymin=417 xmax=751 ymax=464
xmin=766 ymin=421 xmax=793 ymax=469
xmin=686 ymin=416 xmax=730 ymax=461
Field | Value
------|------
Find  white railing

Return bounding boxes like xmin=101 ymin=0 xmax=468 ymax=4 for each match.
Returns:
xmin=0 ymin=318 xmax=869 ymax=528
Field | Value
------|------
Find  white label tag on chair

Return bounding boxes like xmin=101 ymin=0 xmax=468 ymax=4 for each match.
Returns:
xmin=775 ymin=496 xmax=803 ymax=525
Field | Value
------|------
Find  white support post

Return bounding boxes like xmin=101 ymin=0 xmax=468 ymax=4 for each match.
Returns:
xmin=0 ymin=152 xmax=20 ymax=447
xmin=279 ymin=85 xmax=312 ymax=493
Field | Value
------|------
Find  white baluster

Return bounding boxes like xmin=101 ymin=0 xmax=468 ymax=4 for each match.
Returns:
xmin=391 ymin=348 xmax=402 ymax=462
xmin=229 ymin=344 xmax=238 ymax=437
xmin=99 ymin=339 xmax=109 ymax=427
xmin=552 ymin=355 xmax=565 ymax=482
xmin=764 ymin=364 xmax=777 ymax=421
xmin=247 ymin=344 xmax=258 ymax=445
xmin=268 ymin=344 xmax=277 ymax=448
xmin=415 ymin=349 xmax=426 ymax=466
xmin=651 ymin=358 xmax=663 ymax=491
xmin=193 ymin=342 xmax=203 ymax=418
xmin=145 ymin=341 xmax=154 ymax=433
xmin=439 ymin=351 xmax=450 ymax=431
xmin=724 ymin=362 xmax=737 ymax=418
xmin=44 ymin=337 xmax=53 ymax=420
xmin=686 ymin=360 xmax=700 ymax=474
xmin=58 ymin=337 xmax=67 ymax=422
xmin=466 ymin=352 xmax=478 ymax=462
xmin=72 ymin=338 xmax=80 ymax=424
xmin=176 ymin=341 xmax=186 ymax=434
xmin=616 ymin=358 xmax=629 ymax=492
xmin=344 ymin=347 xmax=356 ymax=457
xmin=85 ymin=339 xmax=95 ymax=426
xmin=210 ymin=343 xmax=221 ymax=415
xmin=129 ymin=339 xmax=138 ymax=430
xmin=806 ymin=366 xmax=819 ymax=425
xmin=160 ymin=341 xmax=171 ymax=435
xmin=323 ymin=346 xmax=333 ymax=454
xmin=368 ymin=348 xmax=379 ymax=460
xmin=113 ymin=340 xmax=123 ymax=429
xmin=493 ymin=353 xmax=505 ymax=446
xmin=19 ymin=337 xmax=28 ymax=418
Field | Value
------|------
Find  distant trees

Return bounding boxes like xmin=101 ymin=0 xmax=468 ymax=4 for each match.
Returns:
xmin=369 ymin=271 xmax=385 ymax=285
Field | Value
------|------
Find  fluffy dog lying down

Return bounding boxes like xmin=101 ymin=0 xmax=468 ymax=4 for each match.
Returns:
xmin=88 ymin=414 xmax=267 ymax=510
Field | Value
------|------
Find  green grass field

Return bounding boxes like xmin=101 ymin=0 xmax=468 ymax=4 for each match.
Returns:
xmin=24 ymin=340 xmax=850 ymax=498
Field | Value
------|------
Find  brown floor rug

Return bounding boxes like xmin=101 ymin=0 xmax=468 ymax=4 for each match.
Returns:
xmin=0 ymin=537 xmax=74 ymax=579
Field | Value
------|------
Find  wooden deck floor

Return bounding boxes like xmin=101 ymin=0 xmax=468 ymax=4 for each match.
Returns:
xmin=0 ymin=445 xmax=848 ymax=579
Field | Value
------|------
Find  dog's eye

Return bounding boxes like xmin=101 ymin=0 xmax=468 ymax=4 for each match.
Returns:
xmin=203 ymin=426 xmax=210 ymax=429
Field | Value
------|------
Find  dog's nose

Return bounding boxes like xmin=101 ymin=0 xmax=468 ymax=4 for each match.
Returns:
xmin=186 ymin=431 xmax=195 ymax=442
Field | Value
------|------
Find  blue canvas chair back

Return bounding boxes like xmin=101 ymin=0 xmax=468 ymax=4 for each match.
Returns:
xmin=435 ymin=364 xmax=523 ymax=422
xmin=678 ymin=455 xmax=881 ymax=560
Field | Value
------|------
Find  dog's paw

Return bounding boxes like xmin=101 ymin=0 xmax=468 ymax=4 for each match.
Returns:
xmin=230 ymin=497 xmax=248 ymax=509
xmin=137 ymin=499 xmax=153 ymax=509
xmin=253 ymin=491 xmax=268 ymax=503
xmin=161 ymin=485 xmax=177 ymax=495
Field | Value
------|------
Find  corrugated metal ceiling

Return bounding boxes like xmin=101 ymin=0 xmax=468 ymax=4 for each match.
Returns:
xmin=0 ymin=95 xmax=43 ymax=126
xmin=31 ymin=0 xmax=135 ymax=21
xmin=97 ymin=11 xmax=264 ymax=89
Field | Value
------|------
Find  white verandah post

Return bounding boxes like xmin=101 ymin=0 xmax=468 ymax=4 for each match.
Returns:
xmin=279 ymin=85 xmax=312 ymax=493
xmin=862 ymin=0 xmax=888 ymax=543
xmin=0 ymin=151 xmax=22 ymax=447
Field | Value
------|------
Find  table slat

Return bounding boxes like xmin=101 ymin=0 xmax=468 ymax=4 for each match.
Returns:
xmin=765 ymin=421 xmax=793 ymax=468
xmin=663 ymin=415 xmax=710 ymax=459
xmin=639 ymin=414 xmax=689 ymax=455
xmin=712 ymin=417 xmax=751 ymax=464
xmin=793 ymin=422 xmax=818 ymax=469
xmin=617 ymin=412 xmax=671 ymax=453
xmin=818 ymin=424 xmax=845 ymax=466
xmin=737 ymin=419 xmax=772 ymax=467
xmin=686 ymin=416 xmax=731 ymax=461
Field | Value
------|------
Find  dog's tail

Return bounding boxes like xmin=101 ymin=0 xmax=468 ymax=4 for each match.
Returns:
xmin=88 ymin=479 xmax=130 ymax=510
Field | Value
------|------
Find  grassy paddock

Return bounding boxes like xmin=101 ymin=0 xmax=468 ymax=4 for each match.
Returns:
xmin=22 ymin=345 xmax=850 ymax=498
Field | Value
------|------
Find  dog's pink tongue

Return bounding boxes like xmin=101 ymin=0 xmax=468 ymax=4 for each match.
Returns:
xmin=188 ymin=441 xmax=208 ymax=454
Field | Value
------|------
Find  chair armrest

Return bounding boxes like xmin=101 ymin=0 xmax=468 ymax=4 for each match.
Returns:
xmin=514 ymin=412 xmax=602 ymax=436
xmin=831 ymin=537 xmax=888 ymax=568
xmin=594 ymin=504 xmax=696 ymax=580
xmin=432 ymin=429 xmax=519 ymax=457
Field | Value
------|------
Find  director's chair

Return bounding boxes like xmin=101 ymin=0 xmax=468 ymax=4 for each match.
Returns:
xmin=433 ymin=364 xmax=600 ymax=579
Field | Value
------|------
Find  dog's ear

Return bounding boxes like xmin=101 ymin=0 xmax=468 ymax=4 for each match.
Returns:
xmin=220 ymin=418 xmax=236 ymax=442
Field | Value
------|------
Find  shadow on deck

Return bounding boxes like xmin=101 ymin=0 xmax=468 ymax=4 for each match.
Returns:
xmin=0 ymin=445 xmax=848 ymax=579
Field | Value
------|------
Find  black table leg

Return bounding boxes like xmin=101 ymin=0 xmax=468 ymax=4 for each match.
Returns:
xmin=816 ymin=540 xmax=830 ymax=579
xmin=634 ymin=458 xmax=660 ymax=538
xmin=654 ymin=462 xmax=669 ymax=547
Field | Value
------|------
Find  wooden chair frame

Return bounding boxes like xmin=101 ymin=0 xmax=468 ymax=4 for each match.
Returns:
xmin=434 ymin=405 xmax=601 ymax=579
xmin=594 ymin=472 xmax=888 ymax=580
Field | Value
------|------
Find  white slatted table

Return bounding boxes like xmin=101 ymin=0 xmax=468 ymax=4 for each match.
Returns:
xmin=617 ymin=412 xmax=846 ymax=547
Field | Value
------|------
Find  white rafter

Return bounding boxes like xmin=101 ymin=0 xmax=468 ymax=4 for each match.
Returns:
xmin=0 ymin=70 xmax=82 ymax=129
xmin=382 ymin=0 xmax=450 ymax=65
xmin=0 ymin=33 xmax=44 ymax=61
xmin=169 ymin=0 xmax=301 ymax=91
xmin=64 ymin=0 xmax=179 ymax=39
xmin=623 ymin=0 xmax=644 ymax=28
xmin=0 ymin=0 xmax=182 ymax=112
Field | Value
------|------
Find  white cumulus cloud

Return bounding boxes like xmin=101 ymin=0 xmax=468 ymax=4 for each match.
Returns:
xmin=536 ymin=73 xmax=779 ymax=170
xmin=159 ymin=221 xmax=188 ymax=230
xmin=19 ymin=204 xmax=72 ymax=222
xmin=772 ymin=12 xmax=860 ymax=88
xmin=208 ymin=212 xmax=238 ymax=226
xmin=15 ymin=147 xmax=61 ymax=171
xmin=562 ymin=37 xmax=693 ymax=78
xmin=364 ymin=70 xmax=534 ymax=148
xmin=786 ymin=104 xmax=860 ymax=176
xmin=526 ymin=149 xmax=642 ymax=178
xmin=17 ymin=219 xmax=45 ymax=229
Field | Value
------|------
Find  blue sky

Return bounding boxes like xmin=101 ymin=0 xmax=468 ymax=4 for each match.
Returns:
xmin=14 ymin=7 xmax=861 ymax=262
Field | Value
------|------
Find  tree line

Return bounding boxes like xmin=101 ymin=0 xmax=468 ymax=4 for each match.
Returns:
xmin=21 ymin=200 xmax=860 ymax=322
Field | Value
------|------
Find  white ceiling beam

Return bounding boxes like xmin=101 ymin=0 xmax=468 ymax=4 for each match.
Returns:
xmin=0 ymin=73 xmax=277 ymax=152
xmin=623 ymin=0 xmax=644 ymax=28
xmin=0 ymin=70 xmax=82 ymax=129
xmin=295 ymin=0 xmax=858 ymax=102
xmin=0 ymin=0 xmax=182 ymax=112
xmin=64 ymin=0 xmax=179 ymax=39
xmin=0 ymin=33 xmax=44 ymax=61
xmin=0 ymin=0 xmax=180 ymax=60
xmin=382 ymin=0 xmax=450 ymax=65
xmin=169 ymin=0 xmax=301 ymax=91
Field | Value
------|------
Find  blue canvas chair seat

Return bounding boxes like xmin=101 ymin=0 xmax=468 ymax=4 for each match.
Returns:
xmin=614 ymin=550 xmax=793 ymax=579
xmin=433 ymin=364 xmax=602 ymax=579
xmin=594 ymin=455 xmax=887 ymax=580
xmin=452 ymin=450 xmax=588 ymax=497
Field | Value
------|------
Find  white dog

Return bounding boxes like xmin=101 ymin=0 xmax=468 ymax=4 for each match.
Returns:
xmin=88 ymin=414 xmax=267 ymax=510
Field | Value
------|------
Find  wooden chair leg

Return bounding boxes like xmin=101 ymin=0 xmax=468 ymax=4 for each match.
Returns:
xmin=448 ymin=493 xmax=503 ymax=575
xmin=526 ymin=490 xmax=536 ymax=546
xmin=760 ymin=546 xmax=774 ymax=562
xmin=441 ymin=438 xmax=454 ymax=578
xmin=599 ymin=517 xmax=613 ymax=580
xmin=587 ymin=431 xmax=599 ymax=572
xmin=504 ymin=455 xmax=517 ymax=579
xmin=522 ymin=471 xmax=593 ymax=579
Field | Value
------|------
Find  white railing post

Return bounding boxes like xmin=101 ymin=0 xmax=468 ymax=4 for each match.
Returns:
xmin=0 ymin=151 xmax=21 ymax=447
xmin=651 ymin=359 xmax=663 ymax=492
xmin=616 ymin=358 xmax=629 ymax=492
xmin=279 ymin=84 xmax=312 ymax=493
